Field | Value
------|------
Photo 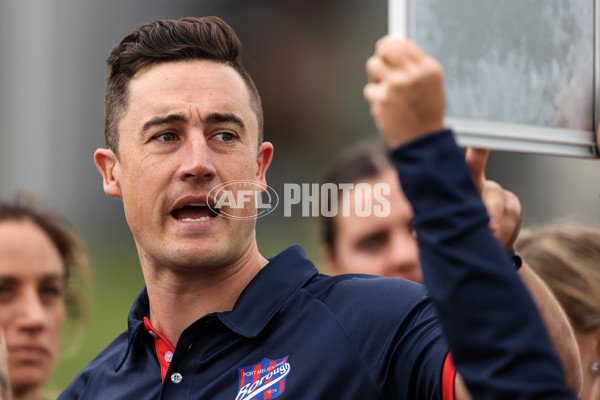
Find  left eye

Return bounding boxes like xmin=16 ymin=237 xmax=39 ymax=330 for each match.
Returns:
xmin=213 ymin=132 xmax=236 ymax=142
xmin=39 ymin=286 xmax=64 ymax=302
xmin=154 ymin=132 xmax=179 ymax=142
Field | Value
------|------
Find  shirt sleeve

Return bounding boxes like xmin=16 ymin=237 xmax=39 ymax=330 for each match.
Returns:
xmin=317 ymin=275 xmax=452 ymax=400
xmin=390 ymin=130 xmax=576 ymax=399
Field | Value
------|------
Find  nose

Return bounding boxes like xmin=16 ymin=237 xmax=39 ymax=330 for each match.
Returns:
xmin=387 ymin=232 xmax=422 ymax=283
xmin=177 ymin=134 xmax=217 ymax=181
xmin=16 ymin=289 xmax=47 ymax=332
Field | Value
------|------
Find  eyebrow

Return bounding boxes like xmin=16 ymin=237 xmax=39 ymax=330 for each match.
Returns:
xmin=142 ymin=113 xmax=187 ymax=133
xmin=141 ymin=112 xmax=247 ymax=134
xmin=206 ymin=112 xmax=246 ymax=132
xmin=42 ymin=273 xmax=68 ymax=282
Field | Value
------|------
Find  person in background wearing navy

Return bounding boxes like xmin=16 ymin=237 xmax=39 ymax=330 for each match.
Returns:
xmin=59 ymin=17 xmax=576 ymax=399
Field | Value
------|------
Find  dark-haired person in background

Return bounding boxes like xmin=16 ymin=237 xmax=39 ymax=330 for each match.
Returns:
xmin=320 ymin=141 xmax=422 ymax=282
xmin=0 ymin=194 xmax=90 ymax=400
xmin=59 ymin=17 xmax=577 ymax=399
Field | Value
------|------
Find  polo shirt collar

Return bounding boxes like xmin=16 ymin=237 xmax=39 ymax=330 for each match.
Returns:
xmin=217 ymin=244 xmax=318 ymax=337
xmin=117 ymin=244 xmax=318 ymax=370
xmin=128 ymin=285 xmax=150 ymax=336
xmin=113 ymin=286 xmax=150 ymax=371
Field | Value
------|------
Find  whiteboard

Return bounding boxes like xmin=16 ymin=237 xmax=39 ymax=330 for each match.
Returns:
xmin=389 ymin=0 xmax=599 ymax=158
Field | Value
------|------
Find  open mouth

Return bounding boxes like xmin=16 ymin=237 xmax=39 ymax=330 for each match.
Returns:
xmin=171 ymin=203 xmax=219 ymax=222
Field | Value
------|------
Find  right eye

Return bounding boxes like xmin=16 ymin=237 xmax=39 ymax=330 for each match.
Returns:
xmin=357 ymin=233 xmax=387 ymax=253
xmin=0 ymin=284 xmax=14 ymax=302
xmin=39 ymin=284 xmax=64 ymax=304
xmin=153 ymin=131 xmax=179 ymax=142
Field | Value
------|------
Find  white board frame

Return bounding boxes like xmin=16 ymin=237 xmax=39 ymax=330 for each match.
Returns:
xmin=389 ymin=0 xmax=599 ymax=158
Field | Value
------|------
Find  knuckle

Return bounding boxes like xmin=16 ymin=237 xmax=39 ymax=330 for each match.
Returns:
xmin=366 ymin=56 xmax=379 ymax=72
xmin=506 ymin=190 xmax=521 ymax=206
xmin=482 ymin=181 xmax=503 ymax=197
xmin=423 ymin=59 xmax=444 ymax=82
xmin=378 ymin=83 xmax=394 ymax=104
xmin=387 ymin=76 xmax=406 ymax=93
xmin=505 ymin=192 xmax=522 ymax=217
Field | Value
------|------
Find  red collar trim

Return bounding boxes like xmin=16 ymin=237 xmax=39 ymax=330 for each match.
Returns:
xmin=143 ymin=316 xmax=175 ymax=383
xmin=442 ymin=352 xmax=456 ymax=400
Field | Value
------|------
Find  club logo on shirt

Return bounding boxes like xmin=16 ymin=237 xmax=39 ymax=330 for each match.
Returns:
xmin=235 ymin=356 xmax=290 ymax=400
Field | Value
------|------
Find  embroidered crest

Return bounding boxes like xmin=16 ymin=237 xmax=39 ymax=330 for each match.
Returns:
xmin=235 ymin=356 xmax=290 ymax=400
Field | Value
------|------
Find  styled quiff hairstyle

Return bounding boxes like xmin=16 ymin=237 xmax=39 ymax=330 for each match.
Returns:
xmin=516 ymin=224 xmax=600 ymax=333
xmin=104 ymin=16 xmax=264 ymax=155
xmin=320 ymin=140 xmax=393 ymax=252
xmin=0 ymin=193 xmax=91 ymax=341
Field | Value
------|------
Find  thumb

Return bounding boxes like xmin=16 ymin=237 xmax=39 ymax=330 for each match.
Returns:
xmin=465 ymin=147 xmax=490 ymax=193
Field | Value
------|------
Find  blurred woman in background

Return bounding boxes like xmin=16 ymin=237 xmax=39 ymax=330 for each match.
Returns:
xmin=0 ymin=194 xmax=90 ymax=400
xmin=517 ymin=224 xmax=600 ymax=400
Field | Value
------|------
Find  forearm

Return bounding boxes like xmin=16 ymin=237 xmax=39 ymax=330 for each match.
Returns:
xmin=392 ymin=130 xmax=576 ymax=399
xmin=518 ymin=262 xmax=583 ymax=395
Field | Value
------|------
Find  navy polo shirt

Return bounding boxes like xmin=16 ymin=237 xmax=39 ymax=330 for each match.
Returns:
xmin=61 ymin=129 xmax=575 ymax=399
xmin=59 ymin=244 xmax=452 ymax=400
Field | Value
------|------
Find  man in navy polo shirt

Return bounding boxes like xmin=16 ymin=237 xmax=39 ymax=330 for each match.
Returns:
xmin=60 ymin=16 xmax=577 ymax=399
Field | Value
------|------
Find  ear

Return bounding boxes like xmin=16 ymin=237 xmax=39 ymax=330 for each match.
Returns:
xmin=94 ymin=148 xmax=123 ymax=199
xmin=256 ymin=141 xmax=274 ymax=185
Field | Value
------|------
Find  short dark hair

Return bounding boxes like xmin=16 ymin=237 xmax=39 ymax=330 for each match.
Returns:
xmin=105 ymin=16 xmax=264 ymax=155
xmin=0 ymin=193 xmax=90 ymax=340
xmin=319 ymin=140 xmax=392 ymax=252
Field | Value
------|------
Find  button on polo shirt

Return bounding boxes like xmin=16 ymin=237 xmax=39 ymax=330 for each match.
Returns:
xmin=143 ymin=317 xmax=175 ymax=382
xmin=170 ymin=373 xmax=182 ymax=384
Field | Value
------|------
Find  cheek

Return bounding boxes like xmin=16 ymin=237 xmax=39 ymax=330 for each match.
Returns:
xmin=121 ymin=172 xmax=162 ymax=226
xmin=336 ymin=246 xmax=376 ymax=275
xmin=225 ymin=152 xmax=259 ymax=178
xmin=48 ymin=303 xmax=66 ymax=343
xmin=359 ymin=259 xmax=388 ymax=276
xmin=0 ymin=306 xmax=14 ymax=335
xmin=121 ymin=154 xmax=167 ymax=193
xmin=352 ymin=247 xmax=391 ymax=275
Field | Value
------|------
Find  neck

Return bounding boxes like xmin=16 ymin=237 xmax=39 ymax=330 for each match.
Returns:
xmin=141 ymin=241 xmax=268 ymax=347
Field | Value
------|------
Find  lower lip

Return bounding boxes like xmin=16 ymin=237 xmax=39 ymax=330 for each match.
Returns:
xmin=10 ymin=348 xmax=47 ymax=362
